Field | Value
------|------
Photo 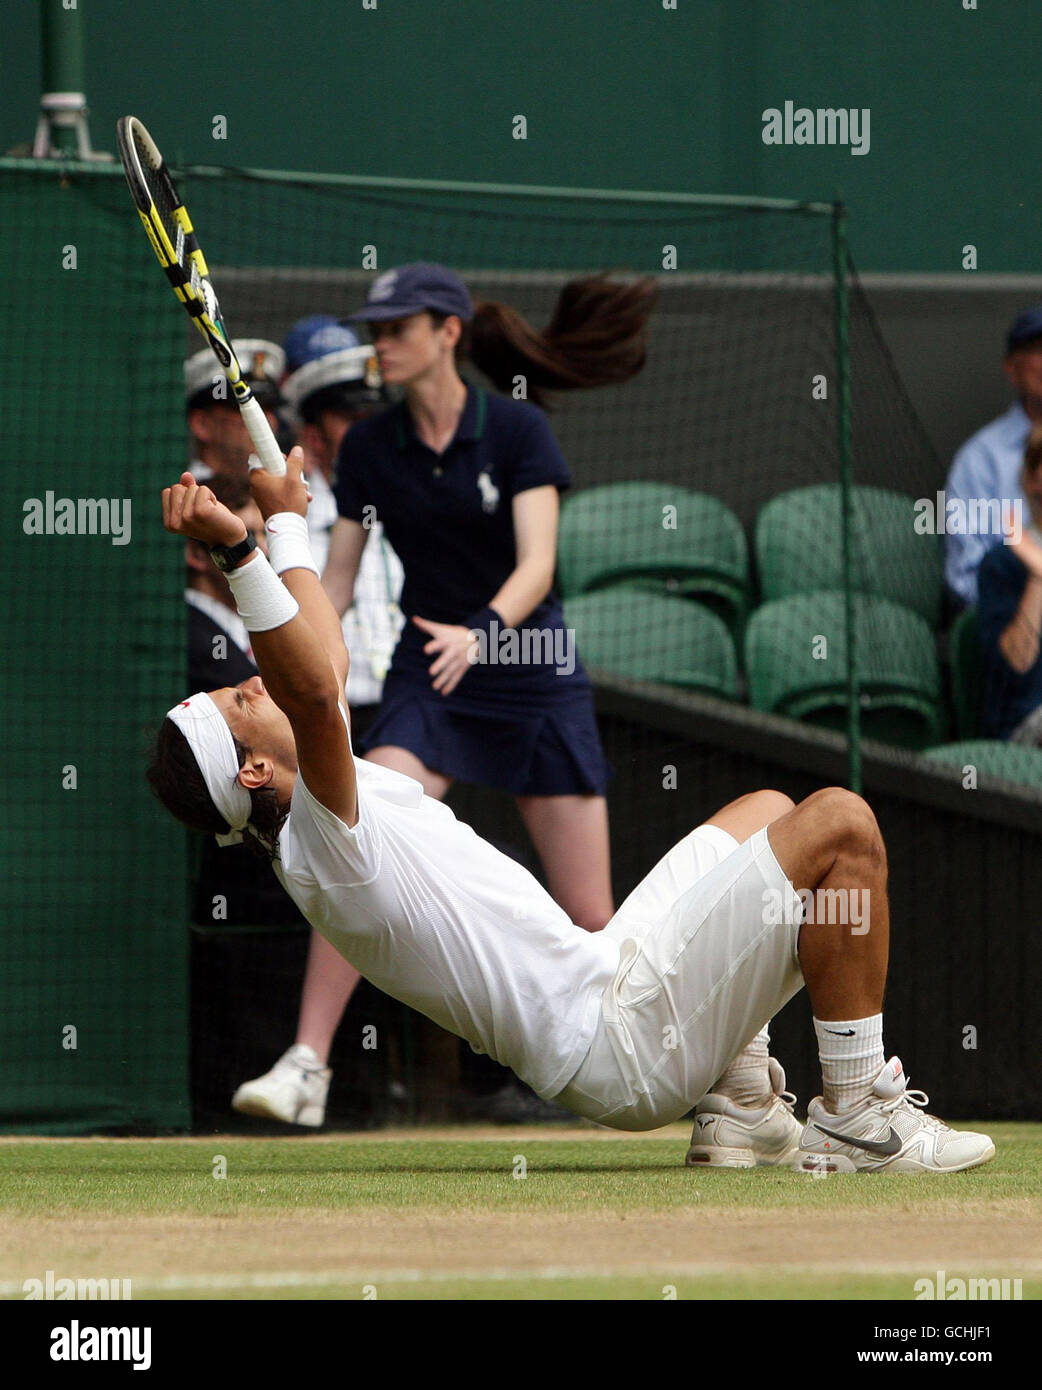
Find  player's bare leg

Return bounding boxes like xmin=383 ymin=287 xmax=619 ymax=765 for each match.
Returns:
xmin=767 ymin=787 xmax=993 ymax=1172
xmin=766 ymin=786 xmax=889 ymax=1022
xmin=704 ymin=788 xmax=795 ymax=846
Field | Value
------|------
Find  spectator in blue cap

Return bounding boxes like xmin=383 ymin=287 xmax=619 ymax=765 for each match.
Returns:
xmin=944 ymin=306 xmax=1042 ymax=606
xmin=280 ymin=315 xmax=389 ymax=573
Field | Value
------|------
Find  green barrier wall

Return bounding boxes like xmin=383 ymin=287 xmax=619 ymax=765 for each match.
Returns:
xmin=5 ymin=0 xmax=1040 ymax=272
xmin=2 ymin=168 xmax=189 ymax=1132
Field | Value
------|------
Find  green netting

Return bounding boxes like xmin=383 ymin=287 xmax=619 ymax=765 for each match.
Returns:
xmin=1 ymin=167 xmax=189 ymax=1132
xmin=3 ymin=156 xmax=966 ymax=1130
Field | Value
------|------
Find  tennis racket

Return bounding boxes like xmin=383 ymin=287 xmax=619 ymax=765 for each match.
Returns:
xmin=116 ymin=115 xmax=285 ymax=475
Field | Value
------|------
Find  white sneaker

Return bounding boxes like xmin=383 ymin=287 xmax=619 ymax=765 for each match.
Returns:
xmin=231 ymin=1045 xmax=331 ymax=1127
xmin=797 ymin=1056 xmax=995 ymax=1174
xmin=686 ymin=1058 xmax=803 ymax=1168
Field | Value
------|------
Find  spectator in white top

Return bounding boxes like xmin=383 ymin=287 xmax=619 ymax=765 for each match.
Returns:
xmin=944 ymin=307 xmax=1042 ymax=607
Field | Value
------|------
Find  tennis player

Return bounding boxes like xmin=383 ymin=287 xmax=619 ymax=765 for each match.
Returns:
xmin=148 ymin=455 xmax=995 ymax=1172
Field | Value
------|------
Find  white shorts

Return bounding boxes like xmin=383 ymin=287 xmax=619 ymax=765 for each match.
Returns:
xmin=556 ymin=824 xmax=805 ymax=1130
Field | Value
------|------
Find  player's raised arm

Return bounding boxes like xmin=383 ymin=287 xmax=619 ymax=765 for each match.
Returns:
xmin=161 ymin=465 xmax=356 ymax=828
xmin=248 ymin=448 xmax=351 ymax=692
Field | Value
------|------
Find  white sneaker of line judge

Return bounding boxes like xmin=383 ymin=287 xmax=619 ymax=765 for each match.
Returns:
xmin=231 ymin=1045 xmax=332 ymax=1127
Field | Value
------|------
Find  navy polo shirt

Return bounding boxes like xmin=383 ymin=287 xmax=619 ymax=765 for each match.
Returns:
xmin=334 ymin=383 xmax=571 ymax=629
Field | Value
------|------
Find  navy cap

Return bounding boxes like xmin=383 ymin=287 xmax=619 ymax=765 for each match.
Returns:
xmin=347 ymin=263 xmax=474 ymax=324
xmin=1007 ymin=306 xmax=1042 ymax=354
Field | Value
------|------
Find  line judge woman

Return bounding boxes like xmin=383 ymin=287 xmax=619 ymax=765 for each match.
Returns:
xmin=238 ymin=262 xmax=656 ymax=1124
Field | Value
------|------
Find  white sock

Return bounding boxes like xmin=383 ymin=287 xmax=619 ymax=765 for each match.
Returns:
xmin=289 ymin=1043 xmax=326 ymax=1070
xmin=712 ymin=1025 xmax=772 ymax=1107
xmin=814 ymin=1015 xmax=885 ymax=1113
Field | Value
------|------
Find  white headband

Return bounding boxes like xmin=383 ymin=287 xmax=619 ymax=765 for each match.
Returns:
xmin=167 ymin=692 xmax=252 ymax=847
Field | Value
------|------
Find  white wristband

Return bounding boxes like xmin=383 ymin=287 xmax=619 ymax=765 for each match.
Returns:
xmin=265 ymin=512 xmax=319 ymax=577
xmin=225 ymin=551 xmax=300 ymax=632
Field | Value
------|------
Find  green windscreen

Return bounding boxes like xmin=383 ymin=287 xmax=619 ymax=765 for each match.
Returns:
xmin=2 ymin=167 xmax=188 ymax=1133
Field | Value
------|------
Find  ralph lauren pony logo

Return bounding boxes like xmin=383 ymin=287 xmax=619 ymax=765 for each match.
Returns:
xmin=477 ymin=470 xmax=499 ymax=514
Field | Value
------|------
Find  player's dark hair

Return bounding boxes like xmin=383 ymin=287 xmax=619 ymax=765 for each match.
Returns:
xmin=205 ymin=473 xmax=253 ymax=512
xmin=430 ymin=272 xmax=657 ymax=408
xmin=146 ymin=718 xmax=287 ymax=861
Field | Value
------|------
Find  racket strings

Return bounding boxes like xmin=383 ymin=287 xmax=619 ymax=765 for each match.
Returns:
xmin=133 ymin=128 xmax=182 ymax=263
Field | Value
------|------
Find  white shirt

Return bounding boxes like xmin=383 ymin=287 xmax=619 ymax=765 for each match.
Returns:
xmin=308 ymin=470 xmax=404 ymax=707
xmin=305 ymin=467 xmax=340 ymax=573
xmin=945 ymin=400 xmax=1032 ymax=605
xmin=185 ymin=588 xmax=252 ymax=658
xmin=273 ymin=708 xmax=620 ymax=1098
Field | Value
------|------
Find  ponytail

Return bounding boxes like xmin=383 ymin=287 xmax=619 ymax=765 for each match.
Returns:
xmin=450 ymin=272 xmax=657 ymax=408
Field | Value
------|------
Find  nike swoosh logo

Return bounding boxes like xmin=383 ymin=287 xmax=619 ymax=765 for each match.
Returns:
xmin=824 ymin=1028 xmax=856 ymax=1036
xmin=812 ymin=1122 xmax=903 ymax=1156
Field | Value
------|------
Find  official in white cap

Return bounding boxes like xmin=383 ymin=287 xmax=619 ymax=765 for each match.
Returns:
xmin=186 ymin=339 xmax=285 ymax=481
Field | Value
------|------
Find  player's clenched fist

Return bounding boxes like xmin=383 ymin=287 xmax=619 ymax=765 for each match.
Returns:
xmin=248 ymin=444 xmax=311 ymax=522
xmin=162 ymin=472 xmax=248 ymax=547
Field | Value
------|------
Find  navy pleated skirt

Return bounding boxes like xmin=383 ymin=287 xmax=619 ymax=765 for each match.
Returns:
xmin=356 ymin=623 xmax=611 ymax=797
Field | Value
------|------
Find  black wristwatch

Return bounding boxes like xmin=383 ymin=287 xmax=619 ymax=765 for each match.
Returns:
xmin=209 ymin=530 xmax=257 ymax=573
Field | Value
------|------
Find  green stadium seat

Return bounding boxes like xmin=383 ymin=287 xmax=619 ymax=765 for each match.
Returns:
xmin=755 ymin=484 xmax=944 ymax=627
xmin=565 ymin=589 xmax=739 ymax=697
xmin=744 ymin=590 xmax=947 ymax=749
xmin=558 ymin=482 xmax=750 ymax=635
xmin=949 ymin=606 xmax=984 ymax=740
xmin=924 ymin=739 xmax=1042 ymax=793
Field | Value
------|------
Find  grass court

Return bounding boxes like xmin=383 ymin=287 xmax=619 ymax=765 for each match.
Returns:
xmin=2 ymin=1123 xmax=1040 ymax=1301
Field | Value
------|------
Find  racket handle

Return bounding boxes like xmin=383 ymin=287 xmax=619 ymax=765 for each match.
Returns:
xmin=239 ymin=395 xmax=286 ymax=476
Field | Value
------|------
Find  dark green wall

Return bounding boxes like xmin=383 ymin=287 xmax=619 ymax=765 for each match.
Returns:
xmin=1 ymin=169 xmax=190 ymax=1132
xmin=5 ymin=0 xmax=1040 ymax=272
